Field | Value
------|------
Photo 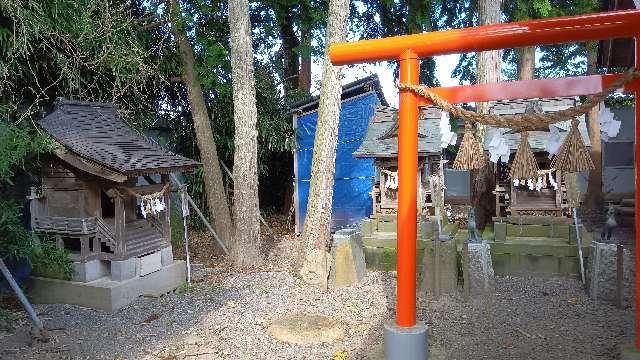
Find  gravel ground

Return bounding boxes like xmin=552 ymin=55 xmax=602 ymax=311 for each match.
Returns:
xmin=0 ymin=227 xmax=635 ymax=360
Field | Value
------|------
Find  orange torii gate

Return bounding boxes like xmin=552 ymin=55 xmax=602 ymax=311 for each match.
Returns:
xmin=329 ymin=9 xmax=640 ymax=359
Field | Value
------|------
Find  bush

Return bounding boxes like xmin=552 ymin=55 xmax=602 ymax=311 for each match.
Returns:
xmin=30 ymin=236 xmax=74 ymax=280
xmin=0 ymin=200 xmax=33 ymax=261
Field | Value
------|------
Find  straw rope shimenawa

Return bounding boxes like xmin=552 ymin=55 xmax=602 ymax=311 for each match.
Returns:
xmin=397 ymin=68 xmax=640 ymax=132
xmin=398 ymin=68 xmax=639 ymax=173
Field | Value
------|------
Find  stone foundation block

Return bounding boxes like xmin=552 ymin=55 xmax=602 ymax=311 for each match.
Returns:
xmin=110 ymin=258 xmax=139 ymax=282
xmin=419 ymin=237 xmax=458 ymax=297
xmin=160 ymin=246 xmax=174 ymax=267
xmin=329 ymin=228 xmax=366 ymax=288
xmin=466 ymin=242 xmax=495 ymax=296
xmin=28 ymin=260 xmax=186 ymax=312
xmin=72 ymin=259 xmax=109 ymax=283
xmin=588 ymin=242 xmax=635 ymax=306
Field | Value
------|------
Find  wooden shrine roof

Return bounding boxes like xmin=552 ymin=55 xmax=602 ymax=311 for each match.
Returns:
xmin=40 ymin=99 xmax=199 ymax=178
xmin=353 ymin=105 xmax=442 ymax=158
xmin=484 ymin=97 xmax=591 ymax=152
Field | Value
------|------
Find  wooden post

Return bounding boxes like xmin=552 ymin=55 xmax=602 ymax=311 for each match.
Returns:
xmin=113 ymin=192 xmax=125 ymax=257
xmin=616 ymin=242 xmax=624 ymax=309
xmin=161 ymin=174 xmax=171 ymax=244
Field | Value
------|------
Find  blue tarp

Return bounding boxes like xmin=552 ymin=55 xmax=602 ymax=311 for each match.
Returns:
xmin=296 ymin=92 xmax=380 ymax=231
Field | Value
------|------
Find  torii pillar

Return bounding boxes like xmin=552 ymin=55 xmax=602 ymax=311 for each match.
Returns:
xmin=329 ymin=9 xmax=640 ymax=360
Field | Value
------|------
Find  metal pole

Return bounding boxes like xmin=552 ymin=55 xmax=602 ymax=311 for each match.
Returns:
xmin=169 ymin=173 xmax=229 ymax=255
xmin=0 ymin=258 xmax=44 ymax=337
xmin=396 ymin=49 xmax=420 ymax=327
xmin=218 ymin=160 xmax=273 ymax=234
xmin=383 ymin=48 xmax=428 ymax=360
xmin=572 ymin=208 xmax=585 ymax=284
xmin=181 ymin=187 xmax=192 ymax=285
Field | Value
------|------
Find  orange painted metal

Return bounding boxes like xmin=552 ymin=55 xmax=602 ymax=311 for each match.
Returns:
xmin=396 ymin=50 xmax=419 ymax=327
xmin=329 ymin=10 xmax=640 ymax=65
xmin=635 ymin=35 xmax=640 ymax=350
xmin=418 ymin=73 xmax=638 ymax=105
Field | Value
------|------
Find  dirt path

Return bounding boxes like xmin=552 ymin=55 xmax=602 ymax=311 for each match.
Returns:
xmin=1 ymin=265 xmax=634 ymax=360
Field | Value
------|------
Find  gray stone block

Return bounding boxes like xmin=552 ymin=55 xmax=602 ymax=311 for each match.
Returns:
xmin=494 ymin=222 xmax=507 ymax=242
xmin=160 ymin=246 xmax=174 ymax=267
xmin=72 ymin=260 xmax=109 ymax=283
xmin=419 ymin=239 xmax=458 ymax=297
xmin=467 ymin=242 xmax=495 ymax=296
xmin=329 ymin=229 xmax=367 ymax=288
xmin=588 ymin=242 xmax=635 ymax=305
xmin=110 ymin=258 xmax=139 ymax=282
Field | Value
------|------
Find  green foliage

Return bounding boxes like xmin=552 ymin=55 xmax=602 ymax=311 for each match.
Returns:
xmin=0 ymin=123 xmax=56 ymax=184
xmin=0 ymin=200 xmax=32 ymax=261
xmin=30 ymin=236 xmax=74 ymax=281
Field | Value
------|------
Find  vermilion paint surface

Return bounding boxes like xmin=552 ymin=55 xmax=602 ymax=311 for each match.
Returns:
xmin=396 ymin=50 xmax=419 ymax=327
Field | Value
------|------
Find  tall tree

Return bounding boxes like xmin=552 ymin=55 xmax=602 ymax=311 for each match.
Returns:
xmin=584 ymin=41 xmax=603 ymax=210
xmin=228 ymin=0 xmax=261 ymax=266
xmin=170 ymin=0 xmax=234 ymax=250
xmin=473 ymin=0 xmax=502 ymax=228
xmin=295 ymin=0 xmax=349 ymax=287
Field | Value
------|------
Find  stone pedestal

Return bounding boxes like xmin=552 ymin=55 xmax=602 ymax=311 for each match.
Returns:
xmin=588 ymin=242 xmax=635 ymax=305
xmin=384 ymin=321 xmax=428 ymax=360
xmin=466 ymin=242 xmax=495 ymax=296
xmin=419 ymin=237 xmax=458 ymax=297
xmin=329 ymin=228 xmax=367 ymax=288
xmin=619 ymin=338 xmax=640 ymax=360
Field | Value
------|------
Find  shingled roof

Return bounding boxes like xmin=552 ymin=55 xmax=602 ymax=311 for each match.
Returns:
xmin=484 ymin=97 xmax=591 ymax=152
xmin=40 ymin=99 xmax=199 ymax=178
xmin=353 ymin=105 xmax=442 ymax=158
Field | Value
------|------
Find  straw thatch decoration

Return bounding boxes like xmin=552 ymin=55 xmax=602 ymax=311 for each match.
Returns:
xmin=509 ymin=131 xmax=539 ymax=180
xmin=550 ymin=118 xmax=595 ymax=173
xmin=452 ymin=122 xmax=486 ymax=170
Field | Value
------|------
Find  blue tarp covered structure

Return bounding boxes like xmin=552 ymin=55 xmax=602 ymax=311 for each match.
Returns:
xmin=292 ymin=76 xmax=386 ymax=232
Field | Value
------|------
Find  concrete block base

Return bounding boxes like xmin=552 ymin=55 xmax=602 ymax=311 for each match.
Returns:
xmin=28 ymin=260 xmax=186 ymax=312
xmin=72 ymin=259 xmax=109 ymax=282
xmin=329 ymin=229 xmax=367 ymax=288
xmin=384 ymin=321 xmax=428 ymax=360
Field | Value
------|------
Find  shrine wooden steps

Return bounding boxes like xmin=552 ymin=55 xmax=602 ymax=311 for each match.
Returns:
xmin=123 ymin=220 xmax=165 ymax=258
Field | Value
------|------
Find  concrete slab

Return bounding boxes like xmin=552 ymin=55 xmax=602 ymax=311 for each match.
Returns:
xmin=28 ymin=260 xmax=186 ymax=312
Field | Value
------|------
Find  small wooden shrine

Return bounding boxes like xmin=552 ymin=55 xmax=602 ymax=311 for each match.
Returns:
xmin=354 ymin=105 xmax=444 ymax=215
xmin=28 ymin=99 xmax=198 ymax=311
xmin=485 ymin=97 xmax=591 ymax=218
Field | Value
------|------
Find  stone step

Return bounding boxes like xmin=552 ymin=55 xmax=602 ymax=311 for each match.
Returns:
xmin=620 ymin=198 xmax=635 ymax=207
xmin=491 ymin=240 xmax=590 ymax=257
xmin=617 ymin=206 xmax=635 ymax=216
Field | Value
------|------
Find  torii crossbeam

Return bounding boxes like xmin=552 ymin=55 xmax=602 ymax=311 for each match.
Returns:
xmin=329 ymin=9 xmax=640 ymax=359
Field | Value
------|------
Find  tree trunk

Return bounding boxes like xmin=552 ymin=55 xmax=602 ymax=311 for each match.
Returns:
xmin=280 ymin=12 xmax=301 ymax=95
xmin=473 ymin=0 xmax=502 ymax=229
xmin=585 ymin=41 xmax=603 ymax=211
xmin=171 ymin=0 xmax=234 ymax=251
xmin=298 ymin=27 xmax=312 ymax=93
xmin=516 ymin=46 xmax=535 ymax=81
xmin=295 ymin=0 xmax=350 ymax=288
xmin=228 ymin=0 xmax=262 ymax=267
